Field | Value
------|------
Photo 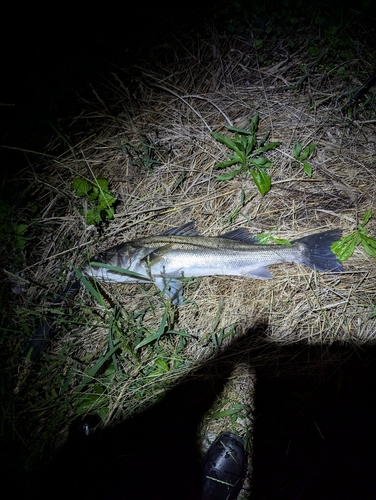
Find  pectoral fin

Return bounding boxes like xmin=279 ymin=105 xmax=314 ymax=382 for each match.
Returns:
xmin=154 ymin=277 xmax=183 ymax=304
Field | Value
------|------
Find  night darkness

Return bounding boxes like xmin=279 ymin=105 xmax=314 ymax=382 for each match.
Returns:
xmin=1 ymin=1 xmax=216 ymax=177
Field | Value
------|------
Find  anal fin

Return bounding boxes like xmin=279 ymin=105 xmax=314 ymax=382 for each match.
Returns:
xmin=242 ymin=267 xmax=274 ymax=279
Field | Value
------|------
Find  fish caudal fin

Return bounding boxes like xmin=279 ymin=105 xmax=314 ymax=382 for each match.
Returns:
xmin=293 ymin=230 xmax=344 ymax=273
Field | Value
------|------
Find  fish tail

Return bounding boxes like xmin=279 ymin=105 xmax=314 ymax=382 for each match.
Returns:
xmin=293 ymin=229 xmax=344 ymax=273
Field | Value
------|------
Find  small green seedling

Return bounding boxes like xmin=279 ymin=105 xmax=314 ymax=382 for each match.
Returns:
xmin=331 ymin=210 xmax=376 ymax=261
xmin=211 ymin=113 xmax=281 ymax=196
xmin=72 ymin=177 xmax=116 ymax=225
xmin=255 ymin=230 xmax=293 ymax=246
xmin=292 ymin=141 xmax=316 ymax=178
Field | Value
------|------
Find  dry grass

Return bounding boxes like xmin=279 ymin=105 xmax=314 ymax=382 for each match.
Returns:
xmin=20 ymin=29 xmax=375 ymax=344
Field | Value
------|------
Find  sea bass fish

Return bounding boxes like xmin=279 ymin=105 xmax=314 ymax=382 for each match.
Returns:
xmin=82 ymin=222 xmax=343 ymax=304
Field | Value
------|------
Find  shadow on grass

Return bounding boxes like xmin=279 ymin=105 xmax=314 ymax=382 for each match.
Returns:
xmin=251 ymin=341 xmax=376 ymax=499
xmin=17 ymin=323 xmax=266 ymax=500
xmin=7 ymin=323 xmax=376 ymax=500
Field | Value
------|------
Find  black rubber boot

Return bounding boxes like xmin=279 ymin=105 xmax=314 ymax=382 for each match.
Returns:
xmin=67 ymin=413 xmax=102 ymax=442
xmin=201 ymin=431 xmax=247 ymax=500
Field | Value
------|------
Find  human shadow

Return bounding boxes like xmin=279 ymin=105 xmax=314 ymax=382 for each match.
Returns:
xmin=29 ymin=322 xmax=268 ymax=500
xmin=251 ymin=340 xmax=376 ymax=499
xmin=13 ymin=325 xmax=376 ymax=500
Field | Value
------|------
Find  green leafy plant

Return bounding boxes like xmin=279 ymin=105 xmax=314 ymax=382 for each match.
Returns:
xmin=211 ymin=113 xmax=281 ymax=196
xmin=135 ymin=312 xmax=192 ymax=350
xmin=331 ymin=210 xmax=376 ymax=261
xmin=72 ymin=177 xmax=116 ymax=225
xmin=292 ymin=142 xmax=316 ymax=177
xmin=255 ymin=231 xmax=293 ymax=246
xmin=115 ymin=136 xmax=160 ymax=172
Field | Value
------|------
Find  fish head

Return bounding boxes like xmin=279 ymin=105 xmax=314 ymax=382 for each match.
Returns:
xmin=81 ymin=248 xmax=115 ymax=281
xmin=82 ymin=243 xmax=150 ymax=283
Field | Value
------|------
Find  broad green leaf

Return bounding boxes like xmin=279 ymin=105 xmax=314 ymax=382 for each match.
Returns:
xmin=244 ymin=136 xmax=256 ymax=156
xmin=307 ymin=143 xmax=316 ymax=154
xmin=216 ymin=169 xmax=241 ymax=181
xmin=88 ymin=186 xmax=99 ymax=201
xmin=99 ymin=192 xmax=117 ymax=209
xmin=155 ymin=358 xmax=169 ymax=371
xmin=214 ymin=159 xmax=240 ymax=169
xmin=15 ymin=236 xmax=26 ymax=249
xmin=230 ymin=138 xmax=246 ymax=163
xmin=96 ymin=178 xmax=109 ymax=191
xmin=250 ymin=167 xmax=271 ymax=196
xmin=105 ymin=207 xmax=115 ymax=219
xmin=331 ymin=234 xmax=358 ymax=261
xmin=255 ymin=232 xmax=272 ymax=244
xmin=15 ymin=223 xmax=28 ymax=235
xmin=272 ymin=237 xmax=293 ymax=246
xmin=300 ymin=144 xmax=316 ymax=160
xmin=249 ymin=157 xmax=273 ymax=168
xmin=72 ymin=178 xmax=91 ymax=197
xmin=362 ymin=209 xmax=372 ymax=226
xmin=86 ymin=209 xmax=101 ymax=225
xmin=303 ymin=161 xmax=313 ymax=177
xmin=211 ymin=131 xmax=243 ymax=155
xmin=360 ymin=234 xmax=376 ymax=258
xmin=250 ymin=113 xmax=259 ymax=134
xmin=75 ymin=393 xmax=102 ymax=414
xmin=293 ymin=142 xmax=302 ymax=159
xmin=233 ymin=133 xmax=244 ymax=148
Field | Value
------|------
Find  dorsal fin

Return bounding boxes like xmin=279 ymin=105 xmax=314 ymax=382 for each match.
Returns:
xmin=161 ymin=221 xmax=200 ymax=237
xmin=219 ymin=228 xmax=260 ymax=244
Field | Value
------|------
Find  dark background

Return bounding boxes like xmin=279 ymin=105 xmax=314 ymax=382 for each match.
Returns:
xmin=2 ymin=0 xmax=375 ymax=178
xmin=1 ymin=1 xmax=217 ymax=178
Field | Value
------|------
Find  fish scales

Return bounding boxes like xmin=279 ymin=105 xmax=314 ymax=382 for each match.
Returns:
xmin=83 ymin=222 xmax=343 ymax=304
xmin=132 ymin=236 xmax=304 ymax=275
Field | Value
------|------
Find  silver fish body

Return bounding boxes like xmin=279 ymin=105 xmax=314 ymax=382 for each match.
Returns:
xmin=82 ymin=222 xmax=343 ymax=304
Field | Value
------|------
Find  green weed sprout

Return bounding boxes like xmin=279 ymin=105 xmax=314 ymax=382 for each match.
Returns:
xmin=255 ymin=231 xmax=292 ymax=246
xmin=72 ymin=177 xmax=116 ymax=225
xmin=292 ymin=141 xmax=316 ymax=178
xmin=211 ymin=113 xmax=281 ymax=196
xmin=331 ymin=210 xmax=376 ymax=261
